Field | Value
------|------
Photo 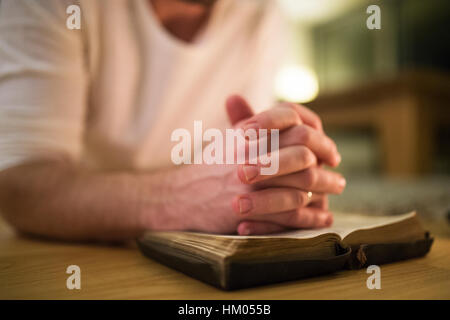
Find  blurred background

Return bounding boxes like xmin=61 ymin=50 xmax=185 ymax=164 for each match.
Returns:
xmin=276 ymin=0 xmax=450 ymax=236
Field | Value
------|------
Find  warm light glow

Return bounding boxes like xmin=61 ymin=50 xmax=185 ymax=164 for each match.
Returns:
xmin=274 ymin=65 xmax=319 ymax=103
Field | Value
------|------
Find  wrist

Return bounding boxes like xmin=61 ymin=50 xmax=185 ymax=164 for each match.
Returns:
xmin=135 ymin=168 xmax=187 ymax=232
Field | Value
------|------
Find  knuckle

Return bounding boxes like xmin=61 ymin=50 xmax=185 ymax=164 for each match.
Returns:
xmin=294 ymin=146 xmax=316 ymax=167
xmin=281 ymin=102 xmax=302 ymax=124
xmin=302 ymin=169 xmax=317 ymax=189
xmin=296 ymin=208 xmax=313 ymax=227
xmin=295 ymin=190 xmax=307 ymax=207
xmin=295 ymin=211 xmax=305 ymax=227
xmin=256 ymin=112 xmax=269 ymax=126
xmin=278 ymin=192 xmax=291 ymax=209
xmin=280 ymin=101 xmax=297 ymax=111
xmin=286 ymin=210 xmax=300 ymax=227
xmin=290 ymin=110 xmax=302 ymax=125
xmin=295 ymin=125 xmax=311 ymax=145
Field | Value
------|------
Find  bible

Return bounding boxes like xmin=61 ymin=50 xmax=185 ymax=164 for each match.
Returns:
xmin=137 ymin=211 xmax=433 ymax=290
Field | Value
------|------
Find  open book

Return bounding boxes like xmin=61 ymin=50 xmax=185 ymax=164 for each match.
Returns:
xmin=137 ymin=212 xmax=433 ymax=290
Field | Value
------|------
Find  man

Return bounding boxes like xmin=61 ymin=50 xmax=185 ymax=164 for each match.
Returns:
xmin=0 ymin=0 xmax=345 ymax=241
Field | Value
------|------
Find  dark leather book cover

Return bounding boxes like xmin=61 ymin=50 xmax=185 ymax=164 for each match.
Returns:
xmin=137 ymin=239 xmax=350 ymax=290
xmin=137 ymin=234 xmax=433 ymax=290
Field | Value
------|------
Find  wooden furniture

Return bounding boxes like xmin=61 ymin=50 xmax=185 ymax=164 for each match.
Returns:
xmin=1 ymin=217 xmax=449 ymax=299
xmin=306 ymin=71 xmax=450 ymax=177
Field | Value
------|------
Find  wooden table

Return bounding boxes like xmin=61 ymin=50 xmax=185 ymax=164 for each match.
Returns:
xmin=1 ymin=217 xmax=449 ymax=300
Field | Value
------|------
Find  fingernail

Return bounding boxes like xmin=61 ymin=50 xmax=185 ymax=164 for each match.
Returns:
xmin=338 ymin=177 xmax=346 ymax=189
xmin=240 ymin=227 xmax=250 ymax=235
xmin=319 ymin=213 xmax=329 ymax=225
xmin=239 ymin=198 xmax=253 ymax=214
xmin=335 ymin=153 xmax=342 ymax=165
xmin=242 ymin=122 xmax=260 ymax=139
xmin=243 ymin=165 xmax=259 ymax=182
xmin=325 ymin=214 xmax=333 ymax=226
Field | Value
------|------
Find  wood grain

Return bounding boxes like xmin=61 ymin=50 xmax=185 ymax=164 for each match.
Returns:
xmin=0 ymin=217 xmax=449 ymax=299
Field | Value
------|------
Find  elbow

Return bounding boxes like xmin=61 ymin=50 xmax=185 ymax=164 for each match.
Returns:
xmin=0 ymin=176 xmax=31 ymax=234
xmin=0 ymin=164 xmax=45 ymax=235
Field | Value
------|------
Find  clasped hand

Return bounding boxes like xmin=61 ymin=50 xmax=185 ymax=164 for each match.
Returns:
xmin=228 ymin=95 xmax=345 ymax=235
xmin=163 ymin=95 xmax=346 ymax=236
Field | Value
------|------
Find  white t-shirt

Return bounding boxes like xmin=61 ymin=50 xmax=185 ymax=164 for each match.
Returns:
xmin=0 ymin=0 xmax=286 ymax=171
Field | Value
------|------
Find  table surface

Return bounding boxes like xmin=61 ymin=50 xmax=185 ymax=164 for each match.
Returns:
xmin=1 ymin=217 xmax=449 ymax=300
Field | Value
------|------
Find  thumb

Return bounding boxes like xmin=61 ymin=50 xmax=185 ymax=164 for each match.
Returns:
xmin=225 ymin=95 xmax=254 ymax=126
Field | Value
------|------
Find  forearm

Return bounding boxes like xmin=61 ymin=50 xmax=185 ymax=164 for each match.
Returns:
xmin=0 ymin=159 xmax=175 ymax=242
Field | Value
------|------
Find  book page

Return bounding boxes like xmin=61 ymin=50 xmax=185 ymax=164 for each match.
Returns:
xmin=208 ymin=211 xmax=416 ymax=240
xmin=316 ymin=211 xmax=416 ymax=239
